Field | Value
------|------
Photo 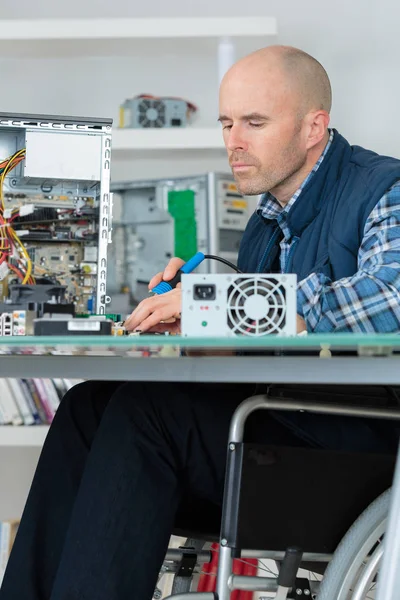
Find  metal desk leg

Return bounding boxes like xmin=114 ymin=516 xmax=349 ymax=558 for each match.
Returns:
xmin=376 ymin=442 xmax=400 ymax=600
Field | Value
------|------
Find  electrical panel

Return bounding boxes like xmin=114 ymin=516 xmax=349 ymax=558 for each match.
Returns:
xmin=0 ymin=112 xmax=113 ymax=335
xmin=181 ymin=273 xmax=297 ymax=337
xmin=109 ymin=172 xmax=258 ymax=308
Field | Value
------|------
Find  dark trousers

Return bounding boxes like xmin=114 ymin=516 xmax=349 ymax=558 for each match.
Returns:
xmin=0 ymin=380 xmax=397 ymax=600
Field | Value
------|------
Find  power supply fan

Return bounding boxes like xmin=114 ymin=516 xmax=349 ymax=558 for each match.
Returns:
xmin=137 ymin=98 xmax=166 ymax=128
xmin=227 ymin=276 xmax=288 ymax=336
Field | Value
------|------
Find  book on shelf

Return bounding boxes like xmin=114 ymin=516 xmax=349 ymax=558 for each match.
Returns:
xmin=0 ymin=379 xmax=83 ymax=426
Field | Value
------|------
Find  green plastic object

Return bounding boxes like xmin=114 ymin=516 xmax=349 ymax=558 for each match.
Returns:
xmin=76 ymin=313 xmax=122 ymax=322
xmin=167 ymin=189 xmax=197 ymax=261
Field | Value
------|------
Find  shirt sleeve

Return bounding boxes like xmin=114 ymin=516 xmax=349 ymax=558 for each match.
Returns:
xmin=297 ymin=183 xmax=400 ymax=333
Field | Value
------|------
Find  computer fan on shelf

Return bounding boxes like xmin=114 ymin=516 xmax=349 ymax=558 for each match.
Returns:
xmin=137 ymin=98 xmax=166 ymax=128
xmin=181 ymin=273 xmax=297 ymax=337
xmin=119 ymin=94 xmax=197 ymax=129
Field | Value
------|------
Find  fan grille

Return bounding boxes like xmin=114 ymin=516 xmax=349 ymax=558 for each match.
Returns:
xmin=227 ymin=277 xmax=287 ymax=336
xmin=137 ymin=99 xmax=166 ymax=128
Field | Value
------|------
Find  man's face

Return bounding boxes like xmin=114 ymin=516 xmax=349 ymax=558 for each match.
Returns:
xmin=219 ymin=66 xmax=308 ymax=197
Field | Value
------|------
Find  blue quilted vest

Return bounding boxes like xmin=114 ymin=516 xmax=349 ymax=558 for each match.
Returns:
xmin=238 ymin=130 xmax=400 ymax=281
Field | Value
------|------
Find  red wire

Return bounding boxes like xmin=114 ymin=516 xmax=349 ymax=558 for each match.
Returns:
xmin=135 ymin=93 xmax=198 ymax=112
xmin=8 ymin=263 xmax=25 ymax=281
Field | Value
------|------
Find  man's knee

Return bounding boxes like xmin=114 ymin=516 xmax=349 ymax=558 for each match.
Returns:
xmin=106 ymin=381 xmax=172 ymax=420
xmin=55 ymin=381 xmax=167 ymax=432
xmin=54 ymin=380 xmax=120 ymax=427
xmin=105 ymin=382 xmax=196 ymax=443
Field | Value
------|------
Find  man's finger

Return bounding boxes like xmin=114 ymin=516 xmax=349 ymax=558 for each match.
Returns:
xmin=162 ymin=257 xmax=185 ymax=281
xmin=125 ymin=288 xmax=182 ymax=331
xmin=148 ymin=258 xmax=185 ymax=290
xmin=148 ymin=271 xmax=164 ymax=290
xmin=125 ymin=298 xmax=156 ymax=330
xmin=296 ymin=314 xmax=307 ymax=333
xmin=135 ymin=309 xmax=168 ymax=333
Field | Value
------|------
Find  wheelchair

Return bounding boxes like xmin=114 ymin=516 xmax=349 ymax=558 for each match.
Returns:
xmin=157 ymin=389 xmax=400 ymax=599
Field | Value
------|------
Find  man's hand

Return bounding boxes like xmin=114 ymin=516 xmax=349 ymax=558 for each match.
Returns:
xmin=124 ymin=258 xmax=185 ymax=333
xmin=297 ymin=315 xmax=307 ymax=333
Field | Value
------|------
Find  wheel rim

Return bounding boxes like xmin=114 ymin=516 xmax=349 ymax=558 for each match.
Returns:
xmin=336 ymin=519 xmax=386 ymax=599
xmin=352 ymin=543 xmax=383 ymax=600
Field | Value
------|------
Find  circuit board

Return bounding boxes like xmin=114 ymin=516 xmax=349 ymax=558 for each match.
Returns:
xmin=27 ymin=243 xmax=97 ymax=313
xmin=1 ymin=186 xmax=99 ymax=314
xmin=3 ymin=192 xmax=96 ymax=211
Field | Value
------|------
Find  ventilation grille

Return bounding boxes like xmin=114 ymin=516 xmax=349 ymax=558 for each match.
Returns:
xmin=227 ymin=276 xmax=287 ymax=336
xmin=137 ymin=99 xmax=166 ymax=128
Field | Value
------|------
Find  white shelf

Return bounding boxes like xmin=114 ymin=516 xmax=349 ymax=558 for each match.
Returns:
xmin=0 ymin=17 xmax=277 ymax=41
xmin=0 ymin=17 xmax=277 ymax=58
xmin=0 ymin=426 xmax=49 ymax=447
xmin=111 ymin=127 xmax=226 ymax=152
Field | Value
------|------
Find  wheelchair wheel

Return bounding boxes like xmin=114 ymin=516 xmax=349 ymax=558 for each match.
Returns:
xmin=317 ymin=488 xmax=390 ymax=599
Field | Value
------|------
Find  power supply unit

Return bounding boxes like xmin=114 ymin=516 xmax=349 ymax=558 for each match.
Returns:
xmin=181 ymin=273 xmax=297 ymax=337
xmin=119 ymin=96 xmax=196 ymax=129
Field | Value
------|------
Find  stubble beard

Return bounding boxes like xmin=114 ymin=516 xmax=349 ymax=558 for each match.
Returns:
xmin=233 ymin=133 xmax=307 ymax=197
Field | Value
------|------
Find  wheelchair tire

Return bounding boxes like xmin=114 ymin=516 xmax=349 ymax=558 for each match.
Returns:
xmin=317 ymin=488 xmax=390 ymax=599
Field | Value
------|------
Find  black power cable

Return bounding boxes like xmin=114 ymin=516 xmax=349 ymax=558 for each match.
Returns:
xmin=203 ymin=254 xmax=243 ymax=273
xmin=150 ymin=253 xmax=243 ymax=296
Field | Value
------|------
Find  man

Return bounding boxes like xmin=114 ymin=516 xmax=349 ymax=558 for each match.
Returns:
xmin=1 ymin=46 xmax=400 ymax=600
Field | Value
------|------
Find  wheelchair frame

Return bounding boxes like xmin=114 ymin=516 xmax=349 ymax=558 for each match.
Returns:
xmin=164 ymin=394 xmax=400 ymax=600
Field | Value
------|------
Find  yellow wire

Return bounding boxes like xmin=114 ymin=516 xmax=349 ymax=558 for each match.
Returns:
xmin=9 ymin=227 xmax=34 ymax=284
xmin=0 ymin=149 xmax=26 ymax=211
xmin=0 ymin=149 xmax=34 ymax=284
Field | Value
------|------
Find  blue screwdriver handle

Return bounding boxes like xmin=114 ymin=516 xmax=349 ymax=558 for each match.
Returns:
xmin=151 ymin=252 xmax=205 ymax=295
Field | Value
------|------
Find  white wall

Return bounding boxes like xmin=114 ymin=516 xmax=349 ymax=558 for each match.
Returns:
xmin=0 ymin=50 xmax=233 ymax=180
xmin=0 ymin=448 xmax=40 ymax=520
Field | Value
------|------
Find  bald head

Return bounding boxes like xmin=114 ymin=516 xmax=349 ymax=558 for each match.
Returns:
xmin=278 ymin=46 xmax=332 ymax=115
xmin=222 ymin=45 xmax=332 ymax=118
xmin=219 ymin=45 xmax=332 ymax=200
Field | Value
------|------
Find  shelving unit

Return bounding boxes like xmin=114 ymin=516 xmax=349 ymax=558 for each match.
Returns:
xmin=0 ymin=16 xmax=278 ymax=62
xmin=112 ymin=127 xmax=225 ymax=153
xmin=0 ymin=16 xmax=278 ymax=156
xmin=0 ymin=426 xmax=49 ymax=447
xmin=0 ymin=17 xmax=277 ymax=45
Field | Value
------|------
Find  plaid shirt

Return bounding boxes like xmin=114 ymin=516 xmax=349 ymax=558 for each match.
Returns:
xmin=257 ymin=130 xmax=400 ymax=332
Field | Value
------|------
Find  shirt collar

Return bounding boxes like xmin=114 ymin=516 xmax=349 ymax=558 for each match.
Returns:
xmin=257 ymin=129 xmax=334 ymax=220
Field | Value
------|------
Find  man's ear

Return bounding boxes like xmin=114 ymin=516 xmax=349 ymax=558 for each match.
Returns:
xmin=306 ymin=110 xmax=330 ymax=150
